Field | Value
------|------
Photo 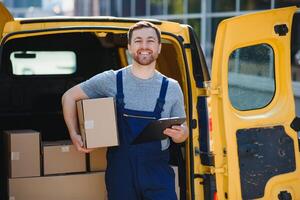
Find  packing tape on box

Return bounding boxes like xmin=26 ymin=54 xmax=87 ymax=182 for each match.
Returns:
xmin=11 ymin=152 xmax=20 ymax=161
xmin=9 ymin=197 xmax=15 ymax=200
xmin=84 ymin=120 xmax=94 ymax=129
xmin=61 ymin=146 xmax=70 ymax=152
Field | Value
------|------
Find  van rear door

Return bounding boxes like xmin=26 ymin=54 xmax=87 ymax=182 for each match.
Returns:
xmin=210 ymin=6 xmax=300 ymax=200
xmin=0 ymin=2 xmax=13 ymax=40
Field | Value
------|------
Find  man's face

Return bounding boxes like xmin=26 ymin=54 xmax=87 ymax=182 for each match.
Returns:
xmin=128 ymin=27 xmax=161 ymax=66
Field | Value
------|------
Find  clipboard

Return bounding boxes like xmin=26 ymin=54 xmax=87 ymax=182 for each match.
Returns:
xmin=131 ymin=117 xmax=186 ymax=144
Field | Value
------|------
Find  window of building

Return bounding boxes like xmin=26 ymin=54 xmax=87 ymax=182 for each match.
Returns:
xmin=275 ymin=0 xmax=300 ymax=8
xmin=10 ymin=51 xmax=77 ymax=75
xmin=136 ymin=0 xmax=146 ymax=16
xmin=12 ymin=0 xmax=41 ymax=8
xmin=188 ymin=0 xmax=201 ymax=13
xmin=240 ymin=0 xmax=271 ymax=10
xmin=168 ymin=0 xmax=184 ymax=14
xmin=212 ymin=0 xmax=235 ymax=12
xmin=122 ymin=0 xmax=131 ymax=16
xmin=228 ymin=44 xmax=275 ymax=110
xmin=111 ymin=0 xmax=119 ymax=16
xmin=188 ymin=18 xmax=201 ymax=39
xmin=100 ymin=0 xmax=109 ymax=15
xmin=151 ymin=0 xmax=164 ymax=15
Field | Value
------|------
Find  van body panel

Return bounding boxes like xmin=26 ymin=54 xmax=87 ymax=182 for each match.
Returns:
xmin=211 ymin=6 xmax=299 ymax=200
xmin=0 ymin=2 xmax=14 ymax=39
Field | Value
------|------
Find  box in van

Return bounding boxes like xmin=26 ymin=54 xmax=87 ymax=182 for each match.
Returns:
xmin=4 ymin=130 xmax=41 ymax=178
xmin=88 ymin=147 xmax=107 ymax=172
xmin=42 ymin=140 xmax=86 ymax=175
xmin=9 ymin=172 xmax=106 ymax=200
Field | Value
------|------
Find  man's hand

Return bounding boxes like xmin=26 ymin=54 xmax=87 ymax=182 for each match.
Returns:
xmin=62 ymin=85 xmax=92 ymax=153
xmin=163 ymin=123 xmax=188 ymax=143
xmin=70 ymin=133 xmax=94 ymax=153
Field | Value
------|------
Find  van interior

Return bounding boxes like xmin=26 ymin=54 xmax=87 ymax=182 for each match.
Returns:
xmin=0 ymin=31 xmax=188 ymax=199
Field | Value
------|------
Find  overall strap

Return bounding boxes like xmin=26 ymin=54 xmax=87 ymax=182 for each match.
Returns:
xmin=154 ymin=77 xmax=169 ymax=118
xmin=116 ymin=71 xmax=125 ymax=109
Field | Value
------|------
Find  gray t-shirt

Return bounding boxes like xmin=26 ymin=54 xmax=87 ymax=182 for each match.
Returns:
xmin=80 ymin=65 xmax=186 ymax=150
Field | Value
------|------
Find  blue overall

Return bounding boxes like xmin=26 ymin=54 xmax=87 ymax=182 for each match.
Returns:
xmin=105 ymin=71 xmax=177 ymax=200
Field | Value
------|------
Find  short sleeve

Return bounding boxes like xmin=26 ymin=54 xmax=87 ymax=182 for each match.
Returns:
xmin=80 ymin=70 xmax=115 ymax=98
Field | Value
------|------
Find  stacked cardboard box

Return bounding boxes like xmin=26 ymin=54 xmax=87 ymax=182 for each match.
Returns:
xmin=4 ymin=130 xmax=41 ymax=178
xmin=9 ymin=172 xmax=106 ymax=200
xmin=89 ymin=147 xmax=107 ymax=172
xmin=5 ymin=130 xmax=108 ymax=200
xmin=42 ymin=140 xmax=86 ymax=175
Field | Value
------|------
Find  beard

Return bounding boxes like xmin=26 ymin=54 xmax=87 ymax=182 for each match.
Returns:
xmin=132 ymin=49 xmax=159 ymax=66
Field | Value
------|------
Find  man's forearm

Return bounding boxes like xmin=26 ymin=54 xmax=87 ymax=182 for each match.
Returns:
xmin=62 ymin=93 xmax=80 ymax=137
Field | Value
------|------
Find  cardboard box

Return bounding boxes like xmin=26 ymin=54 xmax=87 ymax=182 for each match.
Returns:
xmin=89 ymin=147 xmax=107 ymax=171
xmin=43 ymin=140 xmax=86 ymax=175
xmin=77 ymin=97 xmax=119 ymax=148
xmin=9 ymin=172 xmax=106 ymax=200
xmin=4 ymin=130 xmax=41 ymax=178
xmin=172 ymin=166 xmax=180 ymax=199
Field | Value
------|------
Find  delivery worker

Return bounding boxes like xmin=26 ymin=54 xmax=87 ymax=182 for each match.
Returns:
xmin=61 ymin=21 xmax=188 ymax=200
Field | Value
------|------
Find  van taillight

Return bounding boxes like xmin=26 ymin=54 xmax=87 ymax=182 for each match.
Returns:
xmin=209 ymin=117 xmax=212 ymax=132
xmin=214 ymin=192 xmax=218 ymax=200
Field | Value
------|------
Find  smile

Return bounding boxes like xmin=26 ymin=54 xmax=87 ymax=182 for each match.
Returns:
xmin=137 ymin=50 xmax=152 ymax=55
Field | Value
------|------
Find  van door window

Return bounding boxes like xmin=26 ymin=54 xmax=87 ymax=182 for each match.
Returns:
xmin=228 ymin=44 xmax=275 ymax=110
xmin=10 ymin=51 xmax=76 ymax=75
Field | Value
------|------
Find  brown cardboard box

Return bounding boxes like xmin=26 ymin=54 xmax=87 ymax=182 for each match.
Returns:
xmin=172 ymin=166 xmax=180 ymax=199
xmin=43 ymin=140 xmax=86 ymax=175
xmin=9 ymin=172 xmax=106 ymax=200
xmin=89 ymin=147 xmax=107 ymax=171
xmin=4 ymin=130 xmax=41 ymax=178
xmin=77 ymin=97 xmax=119 ymax=148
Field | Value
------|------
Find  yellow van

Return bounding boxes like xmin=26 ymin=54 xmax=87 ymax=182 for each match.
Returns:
xmin=1 ymin=2 xmax=300 ymax=200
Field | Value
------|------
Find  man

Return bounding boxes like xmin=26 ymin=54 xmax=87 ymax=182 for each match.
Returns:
xmin=62 ymin=21 xmax=188 ymax=200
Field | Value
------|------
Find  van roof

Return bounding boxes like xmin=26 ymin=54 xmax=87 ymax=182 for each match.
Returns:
xmin=3 ymin=17 xmax=186 ymax=37
xmin=16 ymin=16 xmax=163 ymax=25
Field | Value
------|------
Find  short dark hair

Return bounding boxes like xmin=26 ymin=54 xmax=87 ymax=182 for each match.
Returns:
xmin=128 ymin=21 xmax=161 ymax=44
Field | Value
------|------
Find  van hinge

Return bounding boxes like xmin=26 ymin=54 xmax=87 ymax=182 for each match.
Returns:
xmin=197 ymin=88 xmax=209 ymax=96
xmin=184 ymin=43 xmax=191 ymax=48
xmin=208 ymin=87 xmax=221 ymax=96
xmin=209 ymin=165 xmax=227 ymax=175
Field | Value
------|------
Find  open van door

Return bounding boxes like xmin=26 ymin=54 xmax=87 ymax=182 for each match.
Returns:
xmin=210 ymin=7 xmax=300 ymax=200
xmin=0 ymin=2 xmax=13 ymax=40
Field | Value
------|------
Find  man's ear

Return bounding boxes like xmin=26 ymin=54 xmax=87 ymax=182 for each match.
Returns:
xmin=158 ymin=43 xmax=162 ymax=54
xmin=127 ymin=43 xmax=132 ymax=54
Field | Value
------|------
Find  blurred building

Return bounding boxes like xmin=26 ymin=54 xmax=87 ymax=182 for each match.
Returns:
xmin=3 ymin=0 xmax=43 ymax=17
xmin=2 ymin=0 xmax=74 ymax=17
xmin=74 ymin=0 xmax=99 ymax=16
xmin=3 ymin=0 xmax=41 ymax=7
